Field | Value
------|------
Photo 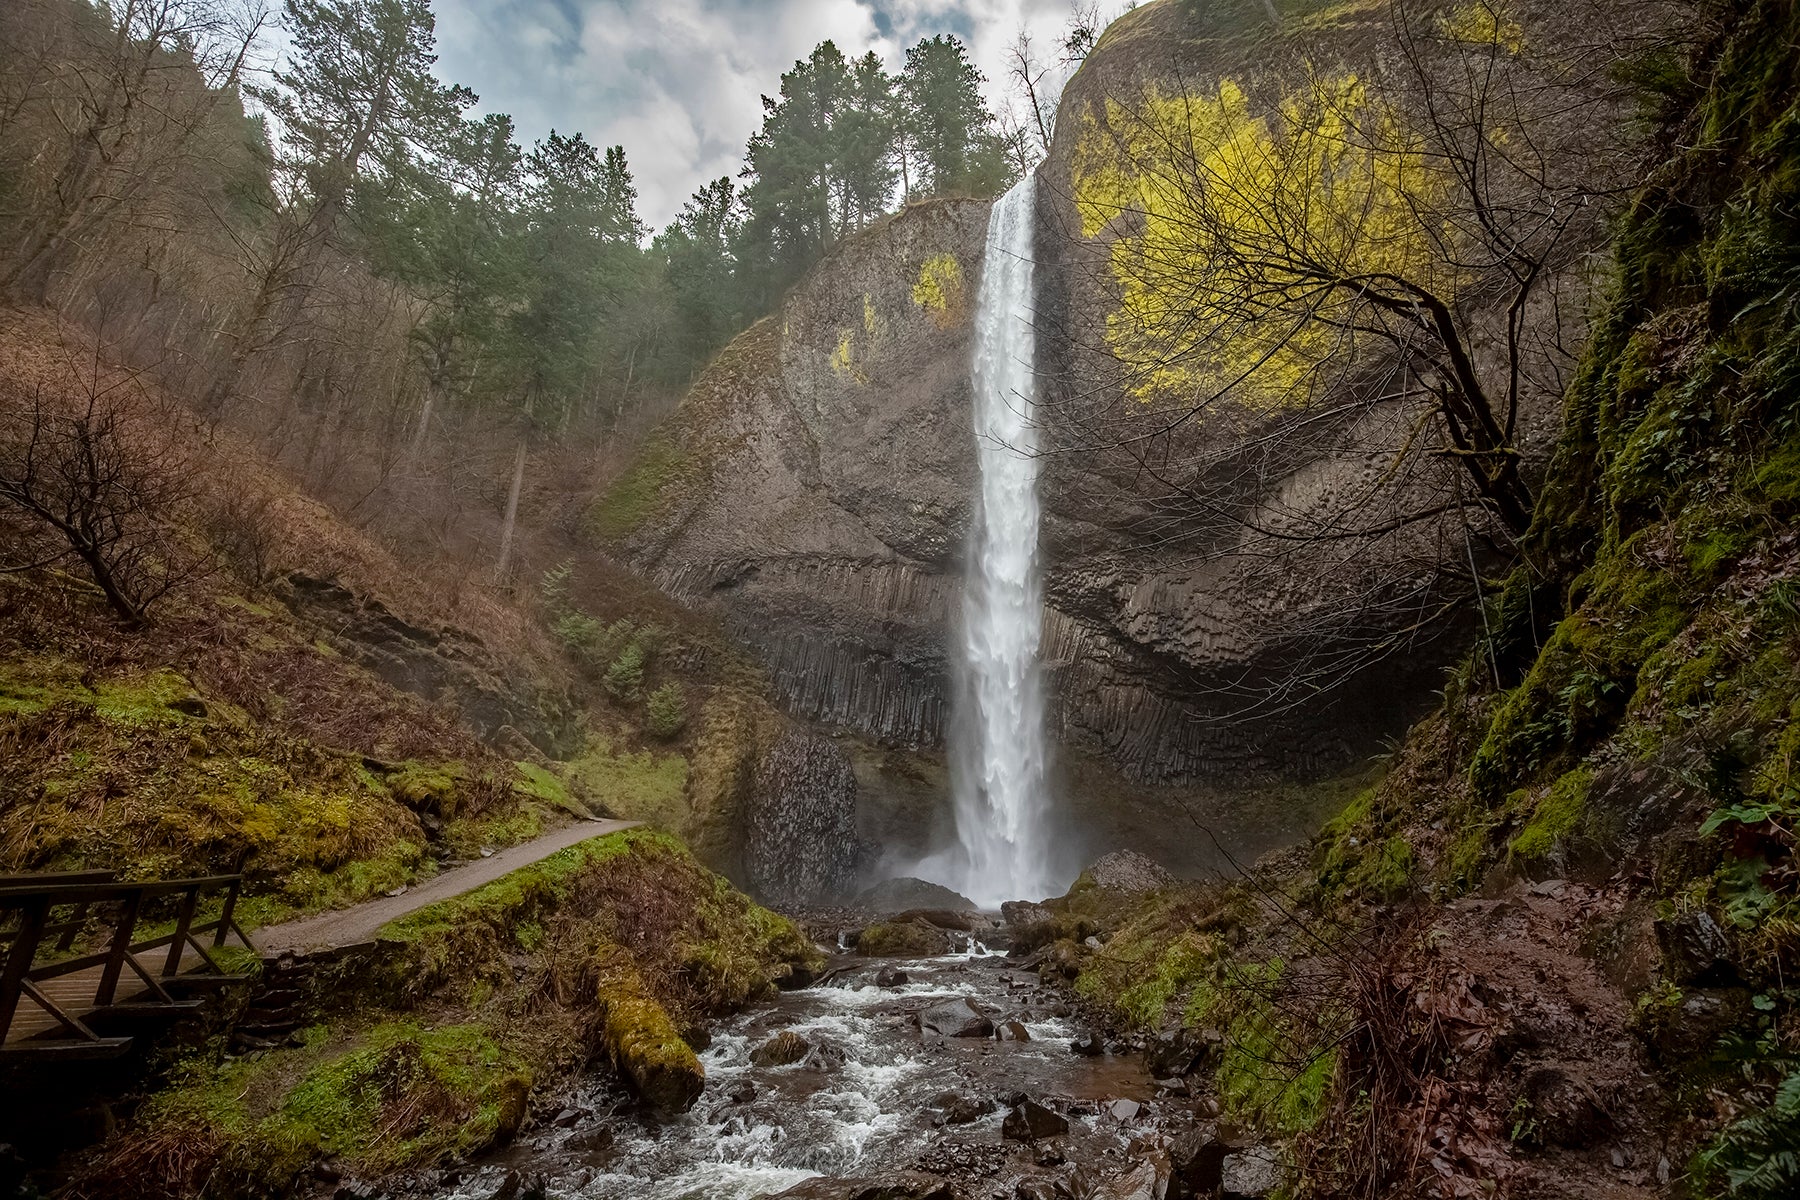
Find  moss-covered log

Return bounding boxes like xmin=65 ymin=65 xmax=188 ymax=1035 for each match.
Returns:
xmin=595 ymin=946 xmax=704 ymax=1115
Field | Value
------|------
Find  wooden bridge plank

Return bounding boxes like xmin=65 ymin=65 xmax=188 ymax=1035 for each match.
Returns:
xmin=2 ymin=874 xmax=255 ymax=1058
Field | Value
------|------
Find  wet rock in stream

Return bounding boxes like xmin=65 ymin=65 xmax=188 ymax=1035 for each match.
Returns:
xmin=918 ymin=997 xmax=994 ymax=1038
xmin=770 ymin=1171 xmax=968 ymax=1199
xmin=931 ymin=1092 xmax=995 ymax=1126
xmin=752 ymin=1031 xmax=814 ymax=1067
xmin=1001 ymin=1100 xmax=1069 ymax=1142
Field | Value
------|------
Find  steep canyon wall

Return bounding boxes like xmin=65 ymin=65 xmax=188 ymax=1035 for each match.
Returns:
xmin=599 ymin=0 xmax=1604 ymax=820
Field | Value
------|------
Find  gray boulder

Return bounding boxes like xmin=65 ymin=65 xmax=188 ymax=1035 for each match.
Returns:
xmin=1000 ymin=900 xmax=1057 ymax=951
xmin=1093 ymin=1154 xmax=1169 ymax=1200
xmin=1085 ymin=851 xmax=1174 ymax=895
xmin=858 ymin=877 xmax=978 ymax=913
xmin=919 ymin=998 xmax=994 ymax=1038
xmin=1148 ymin=1025 xmax=1220 ymax=1079
xmin=1221 ymin=1145 xmax=1285 ymax=1199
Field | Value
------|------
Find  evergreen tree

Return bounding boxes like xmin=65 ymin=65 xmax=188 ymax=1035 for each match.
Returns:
xmin=597 ymin=144 xmax=647 ymax=244
xmin=512 ymin=131 xmax=652 ymax=424
xmin=736 ymin=40 xmax=901 ymax=307
xmin=255 ymin=0 xmax=472 ymax=233
xmin=898 ymin=35 xmax=1009 ymax=198
xmin=656 ymin=176 xmax=744 ymax=374
xmin=374 ymin=112 xmax=527 ymax=453
xmin=838 ymin=51 xmax=900 ymax=231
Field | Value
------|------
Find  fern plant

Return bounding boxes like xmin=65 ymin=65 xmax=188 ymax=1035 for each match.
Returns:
xmin=1695 ymin=1067 xmax=1800 ymax=1198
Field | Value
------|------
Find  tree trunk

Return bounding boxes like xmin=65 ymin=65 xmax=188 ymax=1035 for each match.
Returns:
xmin=411 ymin=385 xmax=438 ymax=464
xmin=496 ymin=439 xmax=528 ymax=581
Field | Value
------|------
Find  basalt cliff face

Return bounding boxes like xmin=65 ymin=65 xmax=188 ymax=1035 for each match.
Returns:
xmin=601 ymin=0 xmax=1588 ymax=794
xmin=601 ymin=197 xmax=986 ymax=752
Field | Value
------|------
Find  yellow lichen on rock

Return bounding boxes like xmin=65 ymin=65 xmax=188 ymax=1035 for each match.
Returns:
xmin=830 ymin=327 xmax=869 ymax=385
xmin=828 ymin=295 xmax=887 ymax=384
xmin=1438 ymin=1 xmax=1524 ymax=52
xmin=911 ymin=254 xmax=966 ymax=328
xmin=1069 ymin=72 xmax=1465 ymax=412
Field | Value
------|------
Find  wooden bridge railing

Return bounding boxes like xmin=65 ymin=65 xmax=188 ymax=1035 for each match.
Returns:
xmin=0 ymin=873 xmax=258 ymax=1058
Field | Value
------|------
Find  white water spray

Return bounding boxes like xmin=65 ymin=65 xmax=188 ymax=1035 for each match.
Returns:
xmin=947 ymin=174 xmax=1053 ymax=907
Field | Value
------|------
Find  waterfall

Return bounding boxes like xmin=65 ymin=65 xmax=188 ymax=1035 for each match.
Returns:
xmin=946 ymin=174 xmax=1053 ymax=907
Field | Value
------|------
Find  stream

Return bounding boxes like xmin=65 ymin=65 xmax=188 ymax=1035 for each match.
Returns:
xmin=441 ymin=946 xmax=1178 ymax=1200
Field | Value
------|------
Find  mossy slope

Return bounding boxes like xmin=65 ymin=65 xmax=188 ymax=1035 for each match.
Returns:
xmin=70 ymin=830 xmax=819 ymax=1199
xmin=1061 ymin=2 xmax=1800 ymax=1194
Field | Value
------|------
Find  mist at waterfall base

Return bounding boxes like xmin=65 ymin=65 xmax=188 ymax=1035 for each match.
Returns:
xmin=914 ymin=175 xmax=1064 ymax=910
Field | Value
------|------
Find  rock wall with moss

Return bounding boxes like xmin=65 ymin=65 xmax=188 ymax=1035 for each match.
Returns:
xmin=1048 ymin=2 xmax=1800 ymax=1192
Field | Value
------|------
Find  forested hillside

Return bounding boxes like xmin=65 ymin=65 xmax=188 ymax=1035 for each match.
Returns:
xmin=0 ymin=0 xmax=1032 ymax=594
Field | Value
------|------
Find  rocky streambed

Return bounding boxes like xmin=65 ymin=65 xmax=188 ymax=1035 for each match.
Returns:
xmin=434 ymin=941 xmax=1272 ymax=1200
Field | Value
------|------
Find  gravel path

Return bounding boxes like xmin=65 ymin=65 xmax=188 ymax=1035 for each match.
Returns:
xmin=257 ymin=819 xmax=640 ymax=953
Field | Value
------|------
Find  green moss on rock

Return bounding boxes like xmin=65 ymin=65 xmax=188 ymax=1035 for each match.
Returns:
xmin=1508 ymin=766 xmax=1593 ymax=862
xmin=856 ymin=918 xmax=953 ymax=957
xmin=590 ymin=435 xmax=692 ymax=543
xmin=595 ymin=947 xmax=704 ymax=1114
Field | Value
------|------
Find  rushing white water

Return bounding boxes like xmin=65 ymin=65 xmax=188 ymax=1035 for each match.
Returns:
xmin=946 ymin=174 xmax=1053 ymax=907
xmin=437 ymin=951 xmax=1153 ymax=1200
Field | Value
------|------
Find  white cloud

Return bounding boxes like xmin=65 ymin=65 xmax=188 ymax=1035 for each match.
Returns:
xmin=430 ymin=0 xmax=1101 ymax=230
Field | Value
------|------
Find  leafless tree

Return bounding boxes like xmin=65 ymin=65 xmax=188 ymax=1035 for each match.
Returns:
xmin=0 ymin=350 xmax=210 ymax=626
xmin=0 ymin=0 xmax=269 ymax=303
xmin=1000 ymin=3 xmax=1116 ymax=175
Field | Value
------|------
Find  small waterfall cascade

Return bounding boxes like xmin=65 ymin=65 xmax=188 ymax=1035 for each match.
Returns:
xmin=948 ymin=174 xmax=1053 ymax=907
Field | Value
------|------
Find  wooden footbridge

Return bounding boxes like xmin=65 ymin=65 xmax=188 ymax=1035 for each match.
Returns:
xmin=0 ymin=872 xmax=258 ymax=1060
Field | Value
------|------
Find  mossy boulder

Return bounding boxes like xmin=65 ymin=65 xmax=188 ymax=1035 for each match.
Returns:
xmin=855 ymin=918 xmax=955 ymax=957
xmin=750 ymin=1030 xmax=812 ymax=1067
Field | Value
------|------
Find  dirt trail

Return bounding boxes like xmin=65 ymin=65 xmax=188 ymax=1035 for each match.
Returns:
xmin=256 ymin=820 xmax=640 ymax=953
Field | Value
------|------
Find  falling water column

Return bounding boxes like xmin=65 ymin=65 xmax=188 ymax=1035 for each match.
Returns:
xmin=951 ymin=174 xmax=1053 ymax=907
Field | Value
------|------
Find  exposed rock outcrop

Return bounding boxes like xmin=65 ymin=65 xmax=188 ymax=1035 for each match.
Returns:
xmin=281 ymin=572 xmax=569 ymax=755
xmin=602 ymin=0 xmax=1590 ymax=825
xmin=599 ymin=200 xmax=987 ymax=754
xmin=745 ymin=728 xmax=861 ymax=905
xmin=1082 ymin=850 xmax=1175 ymax=895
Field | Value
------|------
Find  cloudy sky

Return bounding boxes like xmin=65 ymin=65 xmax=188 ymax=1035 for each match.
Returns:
xmin=429 ymin=0 xmax=1094 ymax=230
